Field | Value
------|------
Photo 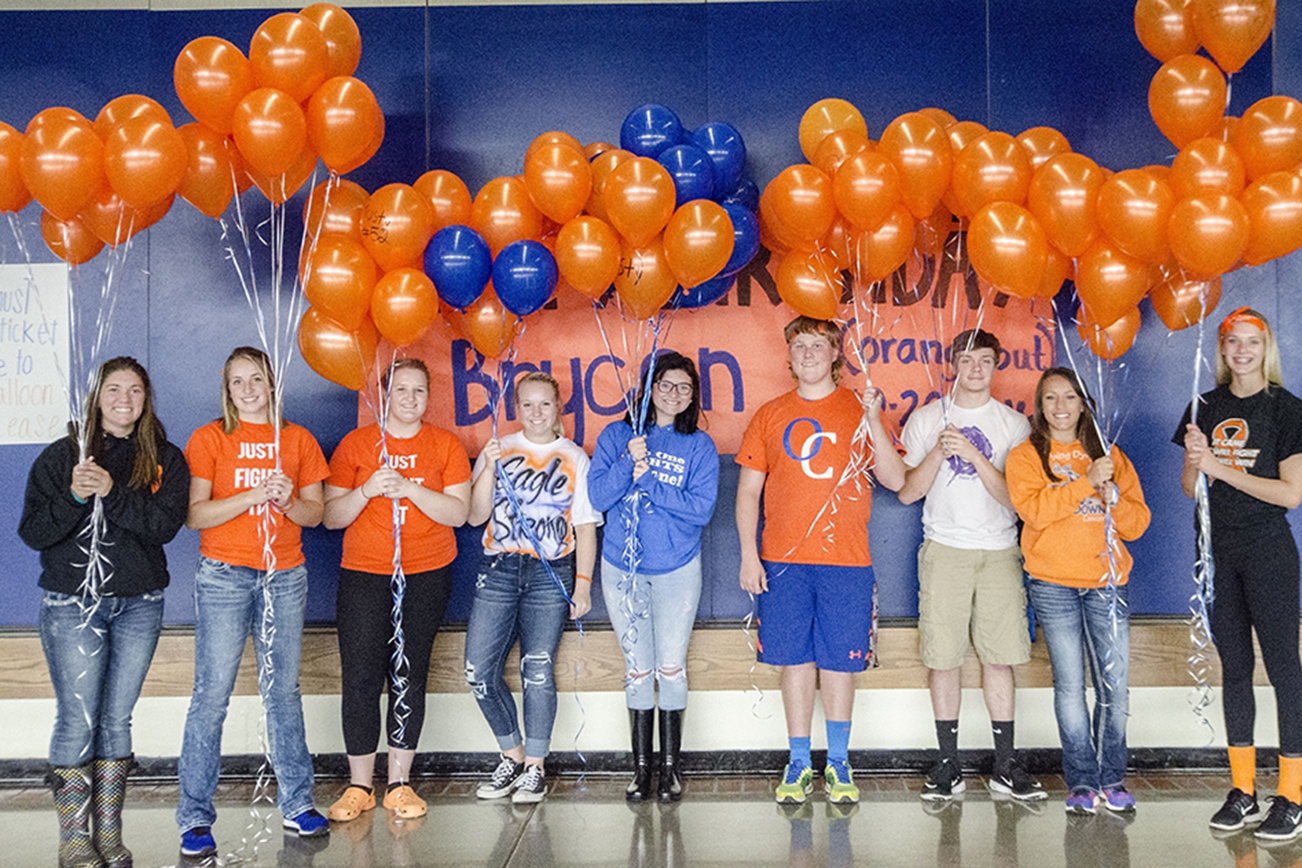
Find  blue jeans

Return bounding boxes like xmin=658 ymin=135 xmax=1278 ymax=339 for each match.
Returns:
xmin=601 ymin=555 xmax=701 ymax=710
xmin=464 ymin=552 xmax=573 ymax=758
xmin=1028 ymin=579 xmax=1130 ymax=792
xmin=176 ymin=559 xmax=315 ymax=831
xmin=40 ymin=590 xmax=164 ymax=767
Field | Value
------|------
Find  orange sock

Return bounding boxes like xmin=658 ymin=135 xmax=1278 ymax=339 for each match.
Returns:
xmin=1278 ymin=755 xmax=1302 ymax=804
xmin=1229 ymin=745 xmax=1256 ymax=795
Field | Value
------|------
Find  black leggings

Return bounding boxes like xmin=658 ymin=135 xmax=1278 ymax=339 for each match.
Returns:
xmin=337 ymin=566 xmax=452 ymax=754
xmin=1211 ymin=532 xmax=1302 ymax=755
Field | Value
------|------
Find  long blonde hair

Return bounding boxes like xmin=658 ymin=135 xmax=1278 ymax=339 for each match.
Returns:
xmin=513 ymin=371 xmax=565 ymax=438
xmin=220 ymin=346 xmax=284 ymax=433
xmin=1216 ymin=307 xmax=1283 ymax=389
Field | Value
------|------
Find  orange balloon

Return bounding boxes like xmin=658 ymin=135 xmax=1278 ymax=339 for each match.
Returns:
xmin=918 ymin=107 xmax=958 ymax=129
xmin=94 ymin=95 xmax=172 ymax=140
xmin=306 ymin=76 xmax=381 ymax=175
xmin=528 ymin=130 xmax=584 ymax=157
xmin=1037 ymin=245 xmax=1072 ymax=298
xmin=766 ymin=164 xmax=836 ymax=243
xmin=20 ymin=111 xmax=105 ymax=221
xmin=833 ymin=151 xmax=901 ymax=231
xmin=302 ymin=177 xmax=369 ymax=242
xmin=915 ymin=201 xmax=954 ymax=259
xmin=1027 ymin=152 xmax=1106 ymax=258
xmin=1214 ymin=115 xmax=1239 ymax=142
xmin=555 ymin=216 xmax=621 ymax=298
xmin=80 ymin=187 xmax=142 ymax=247
xmin=1075 ymin=239 xmax=1157 ymax=328
xmin=798 ymin=98 xmax=868 ymax=163
xmin=851 ymin=204 xmax=915 ymax=284
xmin=177 ymin=123 xmax=236 ymax=219
xmin=41 ymin=211 xmax=103 ymax=266
xmin=1096 ymin=169 xmax=1175 ymax=264
xmin=245 ymin=144 xmax=318 ymax=205
xmin=812 ymin=129 xmax=871 ymax=177
xmin=1150 ymin=271 xmax=1222 ymax=330
xmin=586 ymin=148 xmax=633 ymax=222
xmin=462 ymin=285 xmax=520 ymax=359
xmin=173 ymin=37 xmax=253 ymax=136
xmin=966 ymin=202 xmax=1048 ymax=300
xmin=1241 ymin=170 xmax=1302 ymax=265
xmin=361 ymin=183 xmax=436 ymax=272
xmin=104 ymin=117 xmax=187 ymax=210
xmin=583 ymin=141 xmax=617 ymax=161
xmin=603 ymin=158 xmax=676 ymax=247
xmin=134 ymin=193 xmax=174 ymax=235
xmin=615 ymin=237 xmax=678 ymax=319
xmin=298 ymin=306 xmax=378 ymax=390
xmin=1170 ymin=137 xmax=1246 ymax=200
xmin=371 ymin=267 xmax=439 ymax=346
xmin=232 ymin=88 xmax=308 ymax=177
xmin=1078 ymin=306 xmax=1141 ymax=360
xmin=776 ymin=249 xmax=842 ymax=319
xmin=822 ymin=216 xmax=854 ymax=271
xmin=1168 ymin=194 xmax=1250 ymax=277
xmin=524 ymin=142 xmax=592 ymax=223
xmin=940 ymin=121 xmax=988 ymax=215
xmin=0 ymin=123 xmax=31 ymax=213
xmin=331 ymin=110 xmax=384 ymax=177
xmin=413 ymin=170 xmax=471 ymax=233
xmin=1016 ymin=127 xmax=1072 ymax=172
xmin=663 ymin=200 xmax=734 ymax=288
xmin=951 ymin=131 xmax=1033 ymax=218
xmin=299 ymin=3 xmax=362 ymax=78
xmin=250 ymin=13 xmax=329 ymax=103
xmin=471 ymin=175 xmax=544 ymax=256
xmin=878 ymin=112 xmax=953 ymax=219
xmin=1234 ymin=96 xmax=1302 ymax=181
xmin=757 ymin=184 xmax=813 ymax=254
xmin=302 ymin=234 xmax=377 ymax=330
xmin=1192 ymin=0 xmax=1276 ymax=74
xmin=1149 ymin=54 xmax=1228 ymax=149
xmin=1135 ymin=0 xmax=1200 ymax=61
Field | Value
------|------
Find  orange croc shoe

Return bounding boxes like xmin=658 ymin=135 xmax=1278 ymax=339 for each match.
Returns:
xmin=327 ymin=785 xmax=376 ymax=821
xmin=383 ymin=783 xmax=428 ymax=818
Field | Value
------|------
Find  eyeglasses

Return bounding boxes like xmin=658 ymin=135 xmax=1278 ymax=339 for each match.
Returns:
xmin=656 ymin=380 xmax=693 ymax=396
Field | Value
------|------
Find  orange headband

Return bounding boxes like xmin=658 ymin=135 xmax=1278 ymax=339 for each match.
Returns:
xmin=1220 ymin=307 xmax=1266 ymax=337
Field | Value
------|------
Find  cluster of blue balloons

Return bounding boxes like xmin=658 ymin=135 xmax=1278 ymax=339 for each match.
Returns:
xmin=423 ymin=226 xmax=558 ymax=318
xmin=621 ymin=104 xmax=761 ymax=309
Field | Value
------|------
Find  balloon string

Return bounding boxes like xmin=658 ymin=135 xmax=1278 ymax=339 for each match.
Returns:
xmin=1187 ymin=301 xmax=1218 ymax=738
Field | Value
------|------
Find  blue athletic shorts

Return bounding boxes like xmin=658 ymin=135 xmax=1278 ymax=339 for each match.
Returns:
xmin=756 ymin=561 xmax=877 ymax=672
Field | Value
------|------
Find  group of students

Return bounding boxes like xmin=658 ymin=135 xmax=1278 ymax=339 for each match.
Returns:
xmin=18 ymin=304 xmax=1302 ymax=867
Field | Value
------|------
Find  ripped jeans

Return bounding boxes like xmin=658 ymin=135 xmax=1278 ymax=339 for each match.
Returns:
xmin=600 ymin=555 xmax=701 ymax=710
xmin=464 ymin=552 xmax=573 ymax=758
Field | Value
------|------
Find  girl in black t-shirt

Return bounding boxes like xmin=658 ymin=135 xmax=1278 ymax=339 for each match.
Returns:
xmin=1180 ymin=307 xmax=1302 ymax=841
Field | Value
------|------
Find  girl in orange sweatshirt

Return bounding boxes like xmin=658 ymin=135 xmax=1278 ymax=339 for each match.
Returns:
xmin=1006 ymin=367 xmax=1149 ymax=816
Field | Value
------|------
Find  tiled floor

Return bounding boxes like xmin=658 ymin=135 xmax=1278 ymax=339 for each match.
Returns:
xmin=2 ymin=772 xmax=1299 ymax=866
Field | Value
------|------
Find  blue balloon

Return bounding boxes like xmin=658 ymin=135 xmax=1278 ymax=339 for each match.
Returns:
xmin=719 ymin=175 xmax=760 ymax=212
xmin=671 ymin=273 xmax=734 ymax=309
xmin=657 ymin=144 xmax=716 ymax=208
xmin=620 ymin=104 xmax=684 ymax=159
xmin=720 ymin=203 xmax=760 ymax=277
xmin=691 ymin=122 xmax=746 ymax=193
xmin=424 ymin=225 xmax=491 ymax=310
xmin=492 ymin=240 xmax=558 ymax=317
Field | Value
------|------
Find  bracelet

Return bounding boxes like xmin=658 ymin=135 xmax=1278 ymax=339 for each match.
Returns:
xmin=575 ymin=574 xmax=592 ymax=583
xmin=271 ymin=496 xmax=294 ymax=514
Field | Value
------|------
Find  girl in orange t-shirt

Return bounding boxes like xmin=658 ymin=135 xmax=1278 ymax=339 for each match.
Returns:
xmin=322 ymin=359 xmax=471 ymax=822
xmin=176 ymin=347 xmax=330 ymax=856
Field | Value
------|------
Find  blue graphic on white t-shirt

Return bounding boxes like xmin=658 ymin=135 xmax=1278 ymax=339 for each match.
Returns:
xmin=945 ymin=426 xmax=993 ymax=478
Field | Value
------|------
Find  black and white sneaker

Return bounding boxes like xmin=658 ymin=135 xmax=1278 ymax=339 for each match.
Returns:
xmin=989 ymin=761 xmax=1048 ymax=802
xmin=1255 ymin=796 xmax=1302 ymax=842
xmin=921 ymin=758 xmax=965 ymax=802
xmin=511 ymin=764 xmax=546 ymax=804
xmin=476 ymin=755 xmax=526 ymax=799
xmin=1209 ymin=787 xmax=1262 ymax=831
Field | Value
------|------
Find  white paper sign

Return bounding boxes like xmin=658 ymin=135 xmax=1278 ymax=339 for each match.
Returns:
xmin=0 ymin=263 xmax=70 ymax=444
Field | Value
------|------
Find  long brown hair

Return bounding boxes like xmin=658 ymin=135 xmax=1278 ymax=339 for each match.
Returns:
xmin=79 ymin=357 xmax=166 ymax=490
xmin=1029 ymin=367 xmax=1105 ymax=483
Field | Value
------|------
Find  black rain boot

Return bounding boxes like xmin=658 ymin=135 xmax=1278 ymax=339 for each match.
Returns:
xmin=92 ymin=757 xmax=133 ymax=868
xmin=51 ymin=764 xmax=104 ymax=868
xmin=626 ymin=709 xmax=655 ymax=801
xmin=658 ymin=707 xmax=683 ymax=802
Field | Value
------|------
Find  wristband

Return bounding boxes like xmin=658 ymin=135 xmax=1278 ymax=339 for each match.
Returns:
xmin=575 ymin=574 xmax=592 ymax=583
xmin=71 ymin=491 xmax=87 ymax=504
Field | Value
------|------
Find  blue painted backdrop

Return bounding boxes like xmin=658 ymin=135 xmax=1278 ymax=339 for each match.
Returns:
xmin=0 ymin=1 xmax=1298 ymax=627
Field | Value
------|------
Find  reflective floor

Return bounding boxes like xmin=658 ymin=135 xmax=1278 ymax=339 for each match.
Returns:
xmin=1 ymin=773 xmax=1299 ymax=867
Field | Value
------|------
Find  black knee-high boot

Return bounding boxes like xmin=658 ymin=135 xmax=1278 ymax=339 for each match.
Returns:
xmin=626 ymin=709 xmax=655 ymax=801
xmin=658 ymin=708 xmax=683 ymax=802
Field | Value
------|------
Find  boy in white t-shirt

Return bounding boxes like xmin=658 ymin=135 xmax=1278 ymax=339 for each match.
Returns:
xmin=897 ymin=329 xmax=1045 ymax=802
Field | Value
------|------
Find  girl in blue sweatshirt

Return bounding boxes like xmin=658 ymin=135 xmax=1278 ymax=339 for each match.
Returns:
xmin=589 ymin=351 xmax=720 ymax=802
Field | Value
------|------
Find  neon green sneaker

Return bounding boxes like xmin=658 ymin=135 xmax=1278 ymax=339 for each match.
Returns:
xmin=775 ymin=763 xmax=814 ymax=804
xmin=824 ymin=760 xmax=860 ymax=804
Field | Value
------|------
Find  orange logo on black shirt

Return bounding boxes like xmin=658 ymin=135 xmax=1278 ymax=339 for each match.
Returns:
xmin=1211 ymin=417 xmax=1259 ymax=472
